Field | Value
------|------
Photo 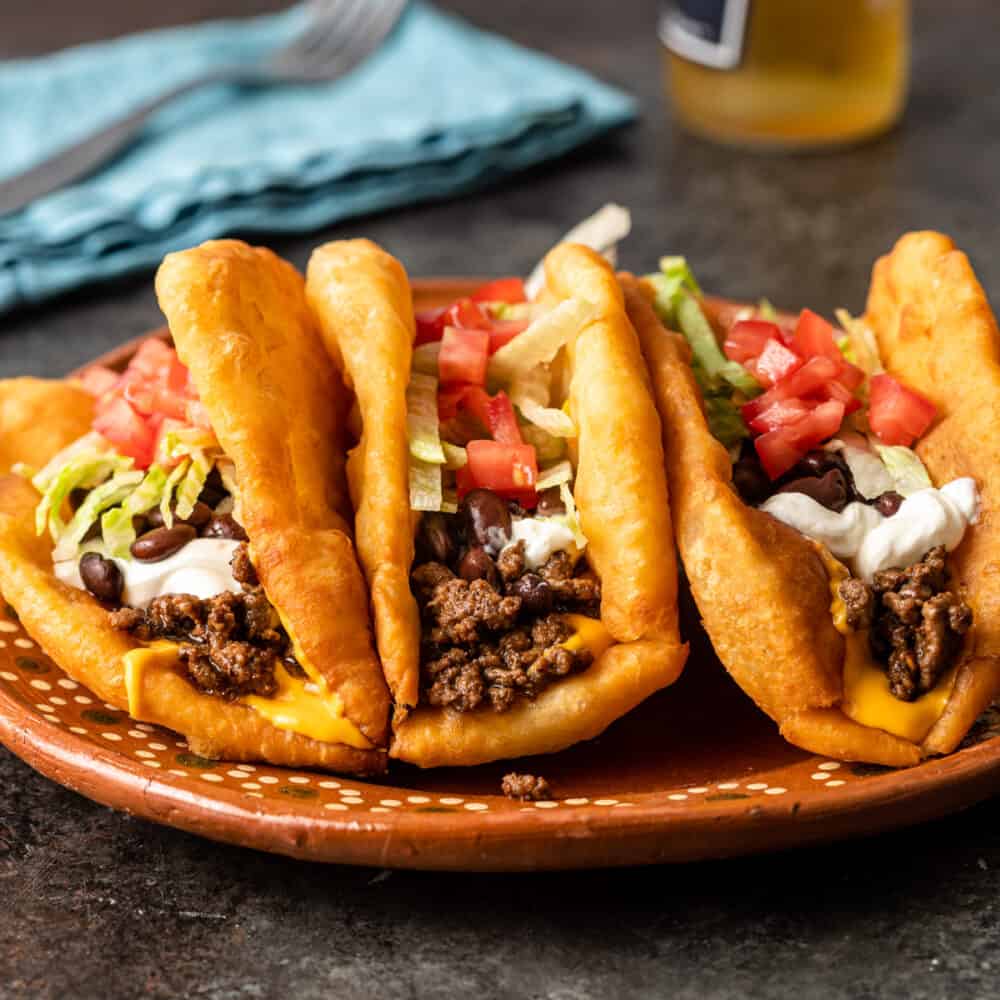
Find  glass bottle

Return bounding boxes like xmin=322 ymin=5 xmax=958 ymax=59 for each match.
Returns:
xmin=661 ymin=0 xmax=911 ymax=149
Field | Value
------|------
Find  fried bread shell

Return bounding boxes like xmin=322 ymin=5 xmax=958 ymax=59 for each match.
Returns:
xmin=865 ymin=231 xmax=1000 ymax=754
xmin=624 ymin=274 xmax=921 ymax=767
xmin=306 ymin=239 xmax=421 ymax=716
xmin=156 ymin=240 xmax=390 ymax=747
xmin=307 ymin=240 xmax=687 ymax=765
xmin=0 ymin=383 xmax=384 ymax=774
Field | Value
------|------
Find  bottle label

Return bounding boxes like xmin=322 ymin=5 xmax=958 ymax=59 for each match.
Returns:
xmin=659 ymin=0 xmax=750 ymax=70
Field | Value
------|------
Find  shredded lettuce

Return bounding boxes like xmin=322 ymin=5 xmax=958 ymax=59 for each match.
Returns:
xmin=757 ymin=298 xmax=778 ymax=321
xmin=441 ymin=442 xmax=467 ymax=470
xmin=647 ymin=256 xmax=759 ymax=446
xmin=156 ymin=425 xmax=218 ymax=467
xmin=524 ymin=203 xmax=632 ymax=299
xmin=100 ymin=464 xmax=171 ymax=557
xmin=825 ymin=435 xmax=895 ymax=500
xmin=160 ymin=459 xmax=190 ymax=529
xmin=33 ymin=449 xmax=132 ymax=540
xmin=519 ymin=423 xmax=566 ymax=465
xmin=703 ymin=395 xmax=750 ymax=448
xmin=411 ymin=342 xmax=441 ymax=377
xmin=509 ymin=366 xmax=576 ymax=439
xmin=835 ymin=308 xmax=883 ymax=395
xmin=871 ymin=441 xmax=933 ymax=497
xmin=491 ymin=302 xmax=536 ymax=322
xmin=409 ymin=458 xmax=443 ymax=512
xmin=487 ymin=299 xmax=596 ymax=387
xmin=174 ymin=449 xmax=211 ymax=521
xmin=52 ymin=470 xmax=144 ymax=562
xmin=558 ymin=482 xmax=587 ymax=549
xmin=406 ymin=373 xmax=446 ymax=465
xmin=537 ymin=460 xmax=574 ymax=492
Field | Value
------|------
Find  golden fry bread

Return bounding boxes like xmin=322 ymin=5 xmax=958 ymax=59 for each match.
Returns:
xmin=306 ymin=239 xmax=421 ymax=715
xmin=156 ymin=240 xmax=390 ymax=748
xmin=308 ymin=239 xmax=687 ymax=766
xmin=0 ymin=471 xmax=384 ymax=774
xmin=865 ymin=231 xmax=1000 ymax=754
xmin=543 ymin=245 xmax=680 ymax=643
xmin=625 ymin=274 xmax=921 ymax=767
xmin=0 ymin=378 xmax=95 ymax=474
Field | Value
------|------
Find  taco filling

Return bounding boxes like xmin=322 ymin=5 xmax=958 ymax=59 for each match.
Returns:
xmin=406 ymin=279 xmax=610 ymax=714
xmin=648 ymin=256 xmax=979 ymax=739
xmin=22 ymin=340 xmax=314 ymax=719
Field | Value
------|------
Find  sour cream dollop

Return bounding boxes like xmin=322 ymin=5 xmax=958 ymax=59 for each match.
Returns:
xmin=760 ymin=478 xmax=979 ymax=581
xmin=502 ymin=516 xmax=577 ymax=571
xmin=55 ymin=538 xmax=241 ymax=609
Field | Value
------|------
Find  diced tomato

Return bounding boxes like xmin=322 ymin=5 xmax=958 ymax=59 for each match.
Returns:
xmin=438 ymin=327 xmax=490 ymax=386
xmin=868 ymin=373 xmax=936 ymax=446
xmin=129 ymin=338 xmax=176 ymax=376
xmin=460 ymin=440 xmax=538 ymax=501
xmin=471 ymin=278 xmax=527 ymax=305
xmin=76 ymin=365 xmax=120 ymax=398
xmin=751 ymin=339 xmax=803 ymax=388
xmin=487 ymin=319 xmax=530 ymax=354
xmin=754 ymin=400 xmax=846 ymax=479
xmin=754 ymin=429 xmax=807 ymax=481
xmin=485 ymin=391 xmax=523 ymax=445
xmin=93 ymin=396 xmax=156 ymax=468
xmin=415 ymin=308 xmax=446 ymax=347
xmin=445 ymin=298 xmax=491 ymax=330
xmin=793 ymin=309 xmax=841 ymax=362
xmin=741 ymin=356 xmax=842 ymax=423
xmin=818 ymin=378 xmax=862 ymax=415
xmin=724 ymin=320 xmax=784 ymax=365
xmin=834 ymin=360 xmax=865 ymax=392
xmin=747 ymin=398 xmax=814 ymax=435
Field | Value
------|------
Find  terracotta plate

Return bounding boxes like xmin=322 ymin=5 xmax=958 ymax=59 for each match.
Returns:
xmin=2 ymin=279 xmax=999 ymax=872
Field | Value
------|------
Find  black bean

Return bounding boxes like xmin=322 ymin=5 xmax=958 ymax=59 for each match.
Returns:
xmin=147 ymin=500 xmax=212 ymax=530
xmin=418 ymin=512 xmax=457 ymax=565
xmin=535 ymin=487 xmax=566 ymax=517
xmin=130 ymin=524 xmax=197 ymax=562
xmin=458 ymin=546 xmax=499 ymax=587
xmin=461 ymin=489 xmax=512 ymax=548
xmin=732 ymin=456 xmax=773 ymax=506
xmin=198 ymin=467 xmax=227 ymax=508
xmin=79 ymin=552 xmax=123 ymax=605
xmin=509 ymin=573 xmax=553 ymax=615
xmin=200 ymin=514 xmax=248 ymax=541
xmin=872 ymin=490 xmax=904 ymax=517
xmin=777 ymin=468 xmax=850 ymax=512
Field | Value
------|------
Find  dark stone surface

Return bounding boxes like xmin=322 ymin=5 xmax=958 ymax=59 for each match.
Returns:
xmin=2 ymin=2 xmax=1000 ymax=997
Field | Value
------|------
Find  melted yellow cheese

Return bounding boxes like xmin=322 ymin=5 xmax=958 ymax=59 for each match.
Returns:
xmin=814 ymin=543 xmax=956 ymax=744
xmin=561 ymin=613 xmax=614 ymax=659
xmin=842 ymin=632 xmax=957 ymax=744
xmin=122 ymin=640 xmax=371 ymax=750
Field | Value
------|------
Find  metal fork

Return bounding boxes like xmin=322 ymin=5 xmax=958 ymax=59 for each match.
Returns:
xmin=0 ymin=0 xmax=408 ymax=215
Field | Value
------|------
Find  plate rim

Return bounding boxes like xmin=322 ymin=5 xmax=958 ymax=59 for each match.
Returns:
xmin=1 ymin=275 xmax=996 ymax=870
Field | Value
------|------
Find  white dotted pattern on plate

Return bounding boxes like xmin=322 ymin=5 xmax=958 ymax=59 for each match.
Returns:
xmin=0 ymin=605 xmax=869 ymax=813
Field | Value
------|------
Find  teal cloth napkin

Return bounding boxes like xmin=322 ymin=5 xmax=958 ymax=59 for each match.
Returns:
xmin=0 ymin=2 xmax=635 ymax=314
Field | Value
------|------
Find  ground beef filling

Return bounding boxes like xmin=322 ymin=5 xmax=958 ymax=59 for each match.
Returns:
xmin=501 ymin=772 xmax=553 ymax=801
xmin=110 ymin=542 xmax=294 ymax=700
xmin=839 ymin=546 xmax=972 ymax=701
xmin=414 ymin=540 xmax=601 ymax=714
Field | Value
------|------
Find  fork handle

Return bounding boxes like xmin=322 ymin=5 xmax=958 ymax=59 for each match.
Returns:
xmin=0 ymin=68 xmax=259 ymax=216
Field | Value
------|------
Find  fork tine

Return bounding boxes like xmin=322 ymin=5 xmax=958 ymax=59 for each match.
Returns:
xmin=299 ymin=0 xmax=406 ymax=78
xmin=271 ymin=0 xmax=365 ymax=68
xmin=295 ymin=3 xmax=383 ymax=73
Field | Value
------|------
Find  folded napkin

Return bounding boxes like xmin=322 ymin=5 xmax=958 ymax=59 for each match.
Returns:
xmin=0 ymin=2 xmax=635 ymax=315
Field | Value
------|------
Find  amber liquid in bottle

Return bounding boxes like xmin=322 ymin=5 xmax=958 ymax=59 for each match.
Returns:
xmin=662 ymin=0 xmax=910 ymax=149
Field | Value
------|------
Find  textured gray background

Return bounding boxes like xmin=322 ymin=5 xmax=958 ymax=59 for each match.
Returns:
xmin=2 ymin=2 xmax=1000 ymax=998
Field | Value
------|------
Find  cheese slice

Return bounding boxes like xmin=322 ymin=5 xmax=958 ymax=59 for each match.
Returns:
xmin=560 ymin=613 xmax=614 ymax=659
xmin=123 ymin=640 xmax=371 ymax=749
xmin=815 ymin=544 xmax=956 ymax=744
